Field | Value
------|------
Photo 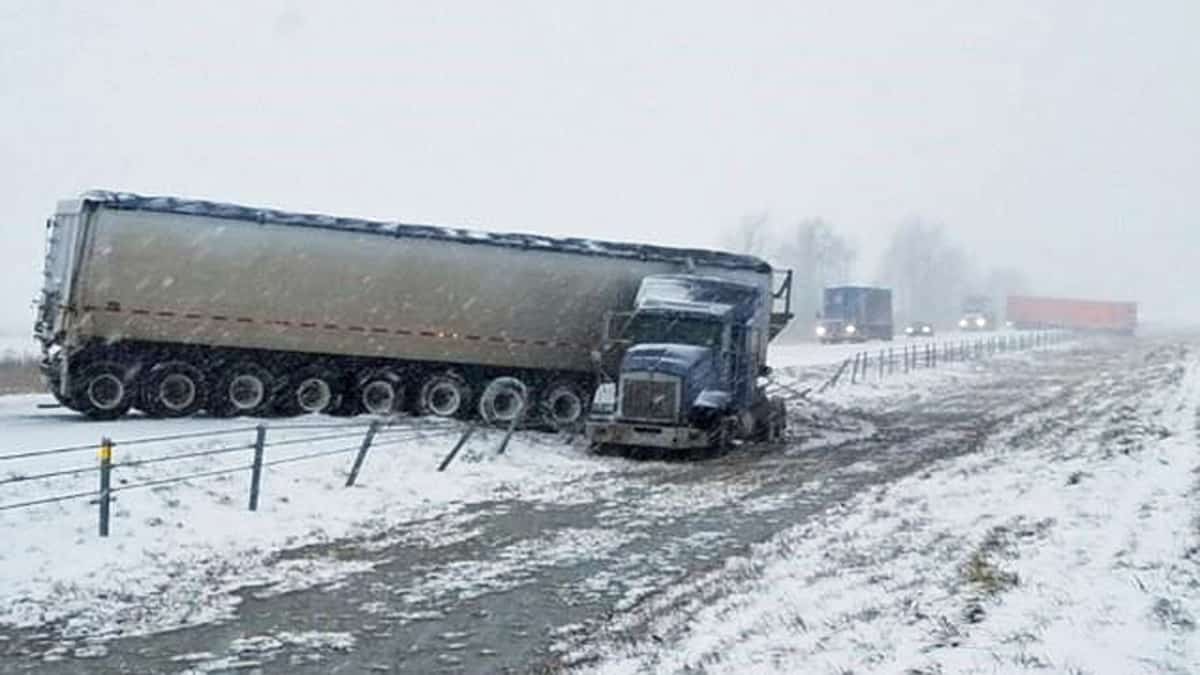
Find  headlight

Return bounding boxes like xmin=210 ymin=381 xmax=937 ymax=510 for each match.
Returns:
xmin=845 ymin=324 xmax=857 ymax=334
xmin=815 ymin=325 xmax=827 ymax=337
xmin=591 ymin=382 xmax=616 ymax=414
xmin=975 ymin=317 xmax=986 ymax=327
xmin=959 ymin=319 xmax=968 ymax=328
xmin=922 ymin=326 xmax=931 ymax=333
xmin=905 ymin=327 xmax=914 ymax=334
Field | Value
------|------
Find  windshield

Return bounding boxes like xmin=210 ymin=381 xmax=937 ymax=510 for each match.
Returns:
xmin=621 ymin=314 xmax=723 ymax=348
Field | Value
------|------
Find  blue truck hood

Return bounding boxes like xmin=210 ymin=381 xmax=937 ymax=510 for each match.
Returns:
xmin=622 ymin=343 xmax=723 ymax=415
xmin=622 ymin=343 xmax=712 ymax=378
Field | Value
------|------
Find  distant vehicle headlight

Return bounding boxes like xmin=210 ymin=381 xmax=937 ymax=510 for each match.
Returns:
xmin=816 ymin=325 xmax=827 ymax=337
xmin=975 ymin=317 xmax=986 ymax=327
xmin=922 ymin=326 xmax=932 ymax=333
xmin=959 ymin=319 xmax=969 ymax=328
xmin=905 ymin=327 xmax=914 ymax=334
xmin=845 ymin=324 xmax=857 ymax=334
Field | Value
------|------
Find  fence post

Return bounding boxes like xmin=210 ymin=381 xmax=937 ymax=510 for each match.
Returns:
xmin=248 ymin=424 xmax=266 ymax=511
xmin=345 ymin=421 xmax=380 ymax=487
xmin=438 ymin=424 xmax=477 ymax=471
xmin=496 ymin=403 xmax=527 ymax=455
xmin=850 ymin=352 xmax=860 ymax=384
xmin=878 ymin=349 xmax=884 ymax=379
xmin=98 ymin=437 xmax=112 ymax=537
xmin=904 ymin=346 xmax=910 ymax=373
xmin=862 ymin=351 xmax=870 ymax=381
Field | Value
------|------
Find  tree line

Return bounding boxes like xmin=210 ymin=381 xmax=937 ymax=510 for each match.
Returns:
xmin=721 ymin=215 xmax=1029 ymax=341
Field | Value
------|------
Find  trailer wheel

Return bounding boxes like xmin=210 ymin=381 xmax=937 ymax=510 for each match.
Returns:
xmin=543 ymin=381 xmax=587 ymax=430
xmin=73 ymin=361 xmax=136 ymax=420
xmin=282 ymin=367 xmax=343 ymax=415
xmin=358 ymin=368 xmax=405 ymax=416
xmin=478 ymin=377 xmax=528 ymax=425
xmin=417 ymin=371 xmax=472 ymax=418
xmin=209 ymin=362 xmax=275 ymax=417
xmin=141 ymin=361 xmax=207 ymax=418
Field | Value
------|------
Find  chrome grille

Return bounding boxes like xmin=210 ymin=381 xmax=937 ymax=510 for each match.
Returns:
xmin=620 ymin=376 xmax=679 ymax=422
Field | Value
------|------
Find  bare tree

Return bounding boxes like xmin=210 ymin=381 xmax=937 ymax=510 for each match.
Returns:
xmin=877 ymin=219 xmax=970 ymax=324
xmin=720 ymin=211 xmax=770 ymax=257
xmin=778 ymin=218 xmax=856 ymax=329
xmin=982 ymin=266 xmax=1031 ymax=309
xmin=719 ymin=213 xmax=857 ymax=341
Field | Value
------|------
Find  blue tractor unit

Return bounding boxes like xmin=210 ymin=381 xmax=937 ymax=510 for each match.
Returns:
xmin=815 ymin=285 xmax=894 ymax=343
xmin=585 ymin=274 xmax=791 ymax=453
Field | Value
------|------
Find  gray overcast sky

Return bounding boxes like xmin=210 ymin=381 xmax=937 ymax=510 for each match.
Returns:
xmin=2 ymin=0 xmax=1197 ymax=336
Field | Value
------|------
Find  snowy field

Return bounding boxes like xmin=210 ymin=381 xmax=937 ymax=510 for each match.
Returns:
xmin=0 ymin=335 xmax=36 ymax=360
xmin=2 ymin=335 xmax=1198 ymax=673
xmin=567 ymin=341 xmax=1200 ymax=674
xmin=0 ymin=402 xmax=604 ymax=643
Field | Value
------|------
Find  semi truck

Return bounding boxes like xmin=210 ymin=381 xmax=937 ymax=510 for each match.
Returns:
xmin=35 ymin=191 xmax=794 ymax=448
xmin=584 ymin=275 xmax=790 ymax=451
xmin=814 ymin=286 xmax=893 ymax=343
xmin=1006 ymin=295 xmax=1137 ymax=334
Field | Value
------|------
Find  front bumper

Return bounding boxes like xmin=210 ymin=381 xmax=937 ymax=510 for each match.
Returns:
xmin=585 ymin=419 xmax=713 ymax=449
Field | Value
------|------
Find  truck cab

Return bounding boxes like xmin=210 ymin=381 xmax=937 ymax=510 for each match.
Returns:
xmin=585 ymin=274 xmax=787 ymax=452
xmin=815 ymin=285 xmax=894 ymax=343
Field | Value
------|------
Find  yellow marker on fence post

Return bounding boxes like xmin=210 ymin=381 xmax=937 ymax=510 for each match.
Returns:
xmin=98 ymin=437 xmax=113 ymax=537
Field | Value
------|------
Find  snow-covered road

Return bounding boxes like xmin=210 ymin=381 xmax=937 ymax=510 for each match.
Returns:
xmin=2 ymin=335 xmax=1196 ymax=674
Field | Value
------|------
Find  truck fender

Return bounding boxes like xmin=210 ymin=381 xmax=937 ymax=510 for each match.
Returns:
xmin=692 ymin=389 xmax=731 ymax=411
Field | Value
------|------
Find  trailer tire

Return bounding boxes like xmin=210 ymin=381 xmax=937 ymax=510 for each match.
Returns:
xmin=478 ymin=377 xmax=528 ymax=425
xmin=209 ymin=362 xmax=275 ymax=417
xmin=72 ymin=361 xmax=136 ymax=420
xmin=141 ymin=361 xmax=207 ymax=418
xmin=281 ymin=366 xmax=343 ymax=416
xmin=357 ymin=368 xmax=405 ymax=416
xmin=417 ymin=371 xmax=473 ymax=418
xmin=542 ymin=381 xmax=587 ymax=430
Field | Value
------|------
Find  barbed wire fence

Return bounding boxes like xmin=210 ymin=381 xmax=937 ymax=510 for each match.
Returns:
xmin=818 ymin=330 xmax=1067 ymax=392
xmin=0 ymin=416 xmax=469 ymax=537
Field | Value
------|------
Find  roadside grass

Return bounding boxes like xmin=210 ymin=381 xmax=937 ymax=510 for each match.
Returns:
xmin=0 ymin=353 xmax=40 ymax=395
xmin=961 ymin=550 xmax=1019 ymax=596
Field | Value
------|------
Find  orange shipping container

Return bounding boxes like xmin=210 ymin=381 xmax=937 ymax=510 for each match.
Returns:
xmin=1006 ymin=295 xmax=1137 ymax=334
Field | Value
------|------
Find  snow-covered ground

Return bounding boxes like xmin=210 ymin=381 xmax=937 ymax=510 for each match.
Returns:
xmin=5 ymin=334 xmax=1194 ymax=674
xmin=572 ymin=342 xmax=1200 ymax=674
xmin=0 ymin=401 xmax=605 ymax=642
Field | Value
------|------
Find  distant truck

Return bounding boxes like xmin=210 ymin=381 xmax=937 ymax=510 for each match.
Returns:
xmin=1006 ymin=295 xmax=1137 ymax=335
xmin=36 ymin=191 xmax=794 ymax=445
xmin=959 ymin=294 xmax=996 ymax=332
xmin=815 ymin=286 xmax=894 ymax=343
